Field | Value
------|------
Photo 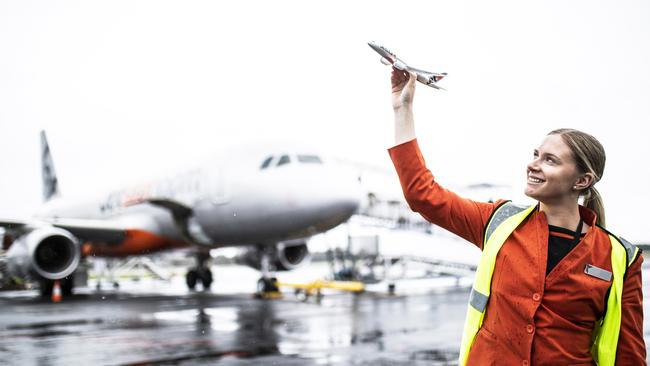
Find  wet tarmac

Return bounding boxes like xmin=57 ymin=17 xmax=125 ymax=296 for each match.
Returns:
xmin=2 ymin=261 xmax=650 ymax=365
xmin=0 ymin=283 xmax=466 ymax=365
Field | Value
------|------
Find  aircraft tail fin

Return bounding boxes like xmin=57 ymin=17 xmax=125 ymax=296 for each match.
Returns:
xmin=433 ymin=73 xmax=447 ymax=82
xmin=40 ymin=131 xmax=59 ymax=201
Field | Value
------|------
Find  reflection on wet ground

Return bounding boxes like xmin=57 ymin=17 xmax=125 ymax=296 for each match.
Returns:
xmin=2 ymin=262 xmax=650 ymax=365
xmin=0 ymin=285 xmax=466 ymax=365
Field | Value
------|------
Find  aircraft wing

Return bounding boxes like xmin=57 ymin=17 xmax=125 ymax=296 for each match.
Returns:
xmin=46 ymin=218 xmax=129 ymax=244
xmin=0 ymin=218 xmax=29 ymax=230
xmin=1 ymin=217 xmax=128 ymax=244
xmin=2 ymin=197 xmax=191 ymax=246
xmin=408 ymin=66 xmax=430 ymax=74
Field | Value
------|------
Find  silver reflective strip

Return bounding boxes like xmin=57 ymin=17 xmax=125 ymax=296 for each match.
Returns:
xmin=469 ymin=288 xmax=489 ymax=312
xmin=618 ymin=237 xmax=638 ymax=265
xmin=584 ymin=264 xmax=612 ymax=282
xmin=485 ymin=202 xmax=528 ymax=244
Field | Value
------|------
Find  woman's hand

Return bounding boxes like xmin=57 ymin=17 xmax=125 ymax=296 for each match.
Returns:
xmin=391 ymin=67 xmax=417 ymax=111
xmin=391 ymin=67 xmax=417 ymax=145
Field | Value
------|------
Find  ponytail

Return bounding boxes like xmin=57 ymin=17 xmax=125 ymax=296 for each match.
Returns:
xmin=549 ymin=129 xmax=607 ymax=227
xmin=583 ymin=187 xmax=606 ymax=227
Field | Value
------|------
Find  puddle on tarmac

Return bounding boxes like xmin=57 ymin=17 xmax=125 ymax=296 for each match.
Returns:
xmin=150 ymin=307 xmax=240 ymax=332
xmin=7 ymin=318 xmax=103 ymax=330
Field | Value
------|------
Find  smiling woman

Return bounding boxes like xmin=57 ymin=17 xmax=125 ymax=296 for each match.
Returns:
xmin=385 ymin=68 xmax=645 ymax=365
xmin=526 ymin=129 xmax=607 ymax=227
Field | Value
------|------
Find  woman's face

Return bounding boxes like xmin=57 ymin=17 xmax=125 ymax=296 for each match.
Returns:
xmin=525 ymin=134 xmax=581 ymax=203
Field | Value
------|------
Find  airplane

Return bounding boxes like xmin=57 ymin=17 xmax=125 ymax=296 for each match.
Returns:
xmin=0 ymin=132 xmax=361 ymax=297
xmin=367 ymin=41 xmax=447 ymax=90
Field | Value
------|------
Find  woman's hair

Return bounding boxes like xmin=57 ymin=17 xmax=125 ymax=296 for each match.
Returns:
xmin=548 ymin=128 xmax=606 ymax=227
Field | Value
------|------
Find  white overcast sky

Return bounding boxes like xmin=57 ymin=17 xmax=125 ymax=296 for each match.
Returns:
xmin=1 ymin=0 xmax=649 ymax=242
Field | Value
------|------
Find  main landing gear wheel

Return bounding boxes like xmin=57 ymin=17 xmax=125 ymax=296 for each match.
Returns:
xmin=186 ymin=250 xmax=213 ymax=291
xmin=199 ymin=268 xmax=213 ymax=290
xmin=186 ymin=270 xmax=198 ymax=290
xmin=186 ymin=268 xmax=213 ymax=291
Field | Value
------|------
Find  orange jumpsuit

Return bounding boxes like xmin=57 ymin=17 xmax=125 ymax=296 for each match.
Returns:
xmin=388 ymin=139 xmax=646 ymax=365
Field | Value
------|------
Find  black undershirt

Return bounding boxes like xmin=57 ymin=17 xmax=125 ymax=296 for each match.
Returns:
xmin=547 ymin=221 xmax=586 ymax=275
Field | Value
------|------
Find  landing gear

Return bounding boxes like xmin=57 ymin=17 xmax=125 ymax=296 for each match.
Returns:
xmin=186 ymin=269 xmax=198 ymax=290
xmin=200 ymin=268 xmax=213 ymax=289
xmin=255 ymin=246 xmax=281 ymax=298
xmin=257 ymin=277 xmax=279 ymax=294
xmin=186 ymin=251 xmax=213 ymax=291
xmin=186 ymin=268 xmax=213 ymax=291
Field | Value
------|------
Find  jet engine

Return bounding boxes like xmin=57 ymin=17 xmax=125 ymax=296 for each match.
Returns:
xmin=6 ymin=227 xmax=81 ymax=280
xmin=236 ymin=240 xmax=311 ymax=272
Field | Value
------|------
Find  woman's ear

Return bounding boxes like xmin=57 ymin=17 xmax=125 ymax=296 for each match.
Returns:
xmin=574 ymin=173 xmax=595 ymax=191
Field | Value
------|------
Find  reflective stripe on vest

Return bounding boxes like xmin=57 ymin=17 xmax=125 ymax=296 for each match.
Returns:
xmin=590 ymin=235 xmax=639 ymax=366
xmin=458 ymin=203 xmax=638 ymax=366
xmin=458 ymin=202 xmax=535 ymax=365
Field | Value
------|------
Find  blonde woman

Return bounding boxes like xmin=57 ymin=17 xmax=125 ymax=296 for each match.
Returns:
xmin=387 ymin=69 xmax=645 ymax=365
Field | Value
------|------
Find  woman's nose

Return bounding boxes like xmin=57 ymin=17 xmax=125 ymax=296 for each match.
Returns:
xmin=527 ymin=159 xmax=540 ymax=172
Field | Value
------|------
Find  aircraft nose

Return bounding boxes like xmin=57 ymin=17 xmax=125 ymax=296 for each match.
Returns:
xmin=323 ymin=184 xmax=362 ymax=218
xmin=306 ymin=167 xmax=362 ymax=227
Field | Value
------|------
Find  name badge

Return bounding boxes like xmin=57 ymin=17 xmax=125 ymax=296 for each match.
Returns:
xmin=584 ymin=264 xmax=612 ymax=282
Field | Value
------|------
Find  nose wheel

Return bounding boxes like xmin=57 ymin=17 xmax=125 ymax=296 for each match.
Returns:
xmin=257 ymin=277 xmax=279 ymax=294
xmin=255 ymin=245 xmax=281 ymax=298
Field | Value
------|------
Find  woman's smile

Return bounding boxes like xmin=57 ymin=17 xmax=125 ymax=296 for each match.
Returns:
xmin=527 ymin=175 xmax=545 ymax=185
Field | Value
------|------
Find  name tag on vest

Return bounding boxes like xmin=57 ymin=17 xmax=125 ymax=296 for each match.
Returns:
xmin=584 ymin=264 xmax=612 ymax=282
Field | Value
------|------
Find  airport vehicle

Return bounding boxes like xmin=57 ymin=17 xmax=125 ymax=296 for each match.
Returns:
xmin=276 ymin=279 xmax=365 ymax=301
xmin=0 ymin=132 xmax=361 ymax=296
xmin=367 ymin=42 xmax=447 ymax=90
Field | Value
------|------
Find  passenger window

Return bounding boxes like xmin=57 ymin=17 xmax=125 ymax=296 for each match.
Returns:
xmin=297 ymin=155 xmax=322 ymax=164
xmin=260 ymin=156 xmax=273 ymax=169
xmin=277 ymin=155 xmax=291 ymax=166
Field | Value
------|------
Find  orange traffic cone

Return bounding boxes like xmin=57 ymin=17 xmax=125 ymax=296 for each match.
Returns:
xmin=52 ymin=280 xmax=62 ymax=302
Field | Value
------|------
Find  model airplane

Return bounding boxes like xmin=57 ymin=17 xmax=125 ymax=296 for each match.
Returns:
xmin=368 ymin=41 xmax=447 ymax=90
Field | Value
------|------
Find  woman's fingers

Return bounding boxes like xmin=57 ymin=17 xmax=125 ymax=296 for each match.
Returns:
xmin=405 ymin=71 xmax=417 ymax=91
xmin=391 ymin=67 xmax=409 ymax=92
xmin=392 ymin=67 xmax=408 ymax=83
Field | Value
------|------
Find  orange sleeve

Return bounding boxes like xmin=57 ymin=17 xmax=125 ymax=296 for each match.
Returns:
xmin=615 ymin=253 xmax=646 ymax=364
xmin=388 ymin=139 xmax=501 ymax=249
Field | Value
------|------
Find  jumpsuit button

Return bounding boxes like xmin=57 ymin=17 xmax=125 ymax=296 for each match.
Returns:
xmin=522 ymin=360 xmax=529 ymax=366
xmin=526 ymin=324 xmax=534 ymax=334
xmin=533 ymin=293 xmax=541 ymax=301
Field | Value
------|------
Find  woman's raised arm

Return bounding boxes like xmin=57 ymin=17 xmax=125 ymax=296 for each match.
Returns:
xmin=387 ymin=67 xmax=499 ymax=248
xmin=391 ymin=68 xmax=417 ymax=145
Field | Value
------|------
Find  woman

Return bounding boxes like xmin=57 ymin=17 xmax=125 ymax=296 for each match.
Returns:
xmin=387 ymin=68 xmax=646 ymax=365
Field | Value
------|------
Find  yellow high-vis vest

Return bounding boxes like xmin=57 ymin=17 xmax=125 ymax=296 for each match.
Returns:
xmin=458 ymin=202 xmax=639 ymax=366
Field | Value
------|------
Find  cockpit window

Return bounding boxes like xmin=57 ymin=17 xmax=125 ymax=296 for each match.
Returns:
xmin=260 ymin=156 xmax=273 ymax=169
xmin=277 ymin=155 xmax=291 ymax=166
xmin=297 ymin=155 xmax=322 ymax=164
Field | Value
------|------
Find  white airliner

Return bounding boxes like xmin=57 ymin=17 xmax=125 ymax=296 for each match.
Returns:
xmin=0 ymin=132 xmax=361 ymax=296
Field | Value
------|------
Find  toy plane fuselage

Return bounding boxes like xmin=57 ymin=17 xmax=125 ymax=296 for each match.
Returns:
xmin=367 ymin=42 xmax=447 ymax=90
